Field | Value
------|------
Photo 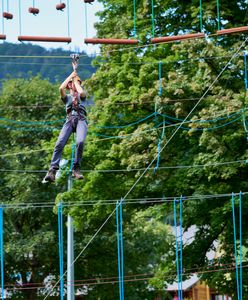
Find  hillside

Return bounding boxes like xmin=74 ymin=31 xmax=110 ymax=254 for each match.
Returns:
xmin=0 ymin=42 xmax=95 ymax=83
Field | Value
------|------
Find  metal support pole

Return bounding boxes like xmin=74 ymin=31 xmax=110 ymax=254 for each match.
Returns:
xmin=67 ymin=175 xmax=74 ymax=300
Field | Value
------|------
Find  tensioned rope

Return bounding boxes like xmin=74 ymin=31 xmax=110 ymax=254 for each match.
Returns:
xmin=0 ymin=108 xmax=245 ymax=138
xmin=1 ymin=192 xmax=248 ymax=210
xmin=4 ymin=263 xmax=248 ymax=292
xmin=116 ymin=200 xmax=124 ymax=300
xmin=0 ymin=207 xmax=4 ymax=300
xmin=199 ymin=0 xmax=203 ymax=32
xmin=0 ymin=53 xmax=244 ymax=66
xmin=0 ymin=112 xmax=246 ymax=156
xmin=0 ymin=107 xmax=245 ymax=128
xmin=4 ymin=262 xmax=248 ymax=291
xmin=42 ymin=34 xmax=248 ymax=300
xmin=1 ymin=0 xmax=4 ymax=35
xmin=174 ymin=198 xmax=182 ymax=300
xmin=231 ymin=192 xmax=243 ymax=300
xmin=0 ymin=159 xmax=246 ymax=175
xmin=133 ymin=0 xmax=137 ymax=37
xmin=58 ymin=203 xmax=64 ymax=300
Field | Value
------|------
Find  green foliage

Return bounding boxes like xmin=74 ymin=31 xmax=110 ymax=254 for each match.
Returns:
xmin=1 ymin=0 xmax=248 ymax=299
xmin=0 ymin=77 xmax=67 ymax=299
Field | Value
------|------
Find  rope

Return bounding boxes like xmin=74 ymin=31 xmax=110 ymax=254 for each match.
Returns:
xmin=1 ymin=106 xmax=243 ymax=129
xmin=199 ymin=0 xmax=203 ymax=32
xmin=116 ymin=201 xmax=121 ymax=300
xmin=18 ymin=0 xmax=22 ymax=36
xmin=0 ymin=207 xmax=4 ymax=300
xmin=133 ymin=0 xmax=137 ymax=37
xmin=0 ymin=117 xmax=64 ymax=125
xmin=151 ymin=0 xmax=155 ymax=37
xmin=216 ymin=0 xmax=221 ymax=30
xmin=158 ymin=61 xmax=162 ymax=97
xmin=1 ymin=191 xmax=247 ymax=210
xmin=120 ymin=201 xmax=124 ymax=300
xmin=58 ymin=203 xmax=64 ymax=300
xmin=116 ymin=200 xmax=125 ymax=300
xmin=0 ymin=159 xmax=246 ymax=174
xmin=84 ymin=2 xmax=88 ymax=38
xmin=244 ymin=51 xmax=248 ymax=90
xmin=242 ymin=112 xmax=248 ymax=141
xmin=1 ymin=0 xmax=4 ymax=35
xmin=6 ymin=0 xmax=9 ymax=12
xmin=174 ymin=199 xmax=181 ymax=300
xmin=174 ymin=197 xmax=183 ymax=300
xmin=231 ymin=193 xmax=241 ymax=300
xmin=179 ymin=196 xmax=183 ymax=300
xmin=154 ymin=61 xmax=163 ymax=172
xmin=67 ymin=0 xmax=70 ymax=37
xmin=239 ymin=192 xmax=243 ymax=300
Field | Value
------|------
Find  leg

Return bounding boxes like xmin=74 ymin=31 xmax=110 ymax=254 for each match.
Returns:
xmin=73 ymin=120 xmax=88 ymax=170
xmin=50 ymin=119 xmax=73 ymax=170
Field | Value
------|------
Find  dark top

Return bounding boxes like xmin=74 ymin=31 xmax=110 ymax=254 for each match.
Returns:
xmin=62 ymin=94 xmax=87 ymax=120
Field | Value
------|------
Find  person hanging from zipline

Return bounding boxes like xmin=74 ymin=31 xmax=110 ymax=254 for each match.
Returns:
xmin=44 ymin=60 xmax=88 ymax=182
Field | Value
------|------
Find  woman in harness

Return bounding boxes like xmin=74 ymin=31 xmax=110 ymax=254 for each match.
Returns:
xmin=44 ymin=70 xmax=88 ymax=182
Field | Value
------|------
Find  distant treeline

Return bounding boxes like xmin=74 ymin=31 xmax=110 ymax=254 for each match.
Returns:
xmin=0 ymin=42 xmax=96 ymax=83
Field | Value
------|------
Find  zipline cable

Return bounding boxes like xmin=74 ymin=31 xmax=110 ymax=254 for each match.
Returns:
xmin=0 ymin=159 xmax=246 ymax=175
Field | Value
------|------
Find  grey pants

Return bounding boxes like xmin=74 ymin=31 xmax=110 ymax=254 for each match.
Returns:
xmin=50 ymin=117 xmax=88 ymax=170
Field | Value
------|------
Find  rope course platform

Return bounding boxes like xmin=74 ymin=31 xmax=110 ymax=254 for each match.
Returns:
xmin=0 ymin=35 xmax=6 ymax=40
xmin=151 ymin=32 xmax=205 ymax=44
xmin=84 ymin=38 xmax=139 ymax=45
xmin=18 ymin=36 xmax=71 ymax=43
xmin=217 ymin=26 xmax=248 ymax=35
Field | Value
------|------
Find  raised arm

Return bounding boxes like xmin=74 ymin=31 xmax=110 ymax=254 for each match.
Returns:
xmin=73 ymin=77 xmax=86 ymax=98
xmin=59 ymin=71 xmax=77 ymax=98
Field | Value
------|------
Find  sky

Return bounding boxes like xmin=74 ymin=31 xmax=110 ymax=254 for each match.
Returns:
xmin=1 ymin=0 xmax=103 ymax=55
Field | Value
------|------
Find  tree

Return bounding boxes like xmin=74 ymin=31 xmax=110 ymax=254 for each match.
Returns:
xmin=62 ymin=0 xmax=248 ymax=297
xmin=0 ymin=77 xmax=66 ymax=299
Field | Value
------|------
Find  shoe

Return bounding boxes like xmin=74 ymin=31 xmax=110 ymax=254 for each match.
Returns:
xmin=44 ymin=169 xmax=56 ymax=182
xmin=72 ymin=169 xmax=84 ymax=180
